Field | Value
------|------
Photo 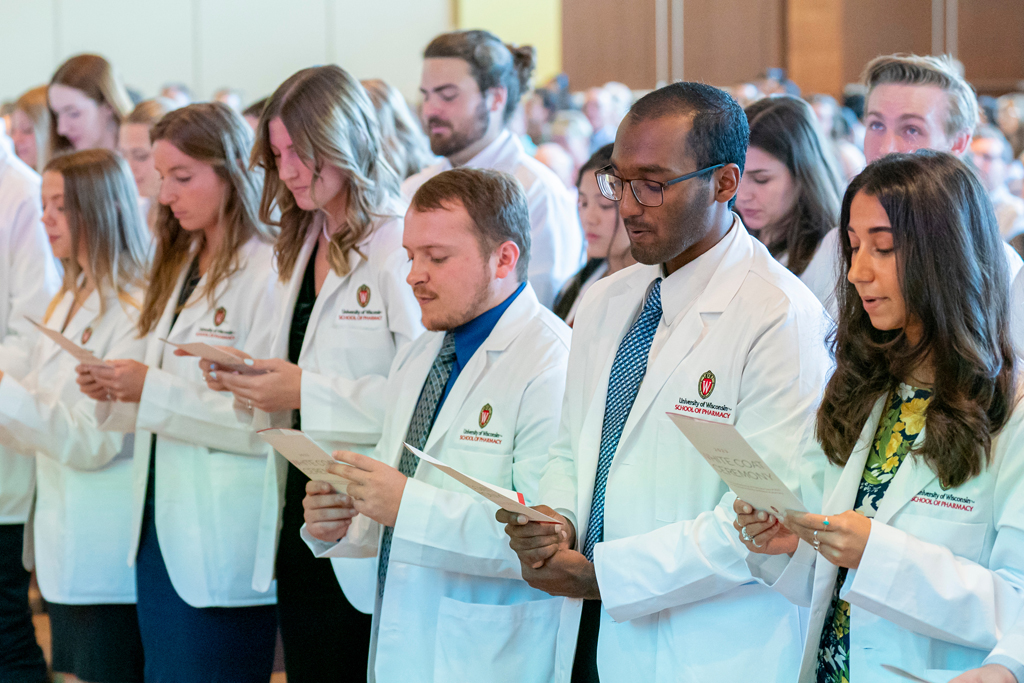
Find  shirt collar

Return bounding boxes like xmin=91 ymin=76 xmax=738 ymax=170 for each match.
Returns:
xmin=442 ymin=129 xmax=517 ymax=171
xmin=657 ymin=213 xmax=741 ymax=325
xmin=451 ymin=282 xmax=526 ymax=369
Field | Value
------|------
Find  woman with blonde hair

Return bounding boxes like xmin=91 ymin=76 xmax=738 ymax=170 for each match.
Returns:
xmin=203 ymin=65 xmax=422 ymax=682
xmin=361 ymin=78 xmax=433 ymax=179
xmin=84 ymin=102 xmax=282 ymax=682
xmin=11 ymin=86 xmax=51 ymax=172
xmin=48 ymin=54 xmax=132 ymax=155
xmin=0 ymin=149 xmax=149 ymax=683
xmin=119 ymin=97 xmax=174 ymax=232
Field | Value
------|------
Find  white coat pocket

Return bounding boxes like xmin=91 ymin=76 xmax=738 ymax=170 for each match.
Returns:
xmin=433 ymin=595 xmax=562 ymax=683
xmin=897 ymin=513 xmax=987 ymax=564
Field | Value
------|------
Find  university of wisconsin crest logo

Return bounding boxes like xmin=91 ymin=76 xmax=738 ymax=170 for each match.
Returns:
xmin=698 ymin=370 xmax=716 ymax=399
xmin=357 ymin=285 xmax=371 ymax=308
xmin=479 ymin=403 xmax=493 ymax=428
xmin=214 ymin=307 xmax=227 ymax=327
xmin=80 ymin=327 xmax=92 ymax=345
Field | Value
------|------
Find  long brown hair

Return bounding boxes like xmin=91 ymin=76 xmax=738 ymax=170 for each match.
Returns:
xmin=252 ymin=65 xmax=400 ymax=281
xmin=138 ymin=103 xmax=276 ymax=334
xmin=43 ymin=149 xmax=149 ymax=314
xmin=361 ymin=78 xmax=433 ymax=179
xmin=15 ymin=86 xmax=52 ymax=172
xmin=744 ymin=95 xmax=843 ymax=275
xmin=48 ymin=54 xmax=133 ymax=155
xmin=817 ymin=151 xmax=1016 ymax=488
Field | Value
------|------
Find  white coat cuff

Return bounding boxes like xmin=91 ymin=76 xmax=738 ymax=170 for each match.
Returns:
xmin=95 ymin=399 xmax=139 ymax=433
xmin=844 ymin=518 xmax=901 ymax=602
xmin=299 ymin=518 xmax=379 ymax=559
xmin=135 ymin=368 xmax=175 ymax=433
xmin=392 ymin=477 xmax=435 ymax=555
xmin=298 ymin=372 xmax=334 ymax=433
xmin=983 ymin=656 xmax=1024 ymax=683
xmin=747 ymin=540 xmax=817 ymax=607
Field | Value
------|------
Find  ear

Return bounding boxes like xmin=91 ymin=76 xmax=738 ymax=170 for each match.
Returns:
xmin=485 ymin=86 xmax=509 ymax=117
xmin=713 ymin=164 xmax=742 ymax=205
xmin=950 ymin=130 xmax=972 ymax=157
xmin=493 ymin=240 xmax=520 ymax=280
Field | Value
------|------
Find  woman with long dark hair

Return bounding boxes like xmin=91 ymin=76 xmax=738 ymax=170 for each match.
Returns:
xmin=736 ymin=151 xmax=1024 ymax=681
xmin=737 ymin=95 xmax=844 ymax=310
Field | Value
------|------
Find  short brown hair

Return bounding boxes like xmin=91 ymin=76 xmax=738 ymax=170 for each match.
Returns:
xmin=48 ymin=54 xmax=133 ymax=155
xmin=863 ymin=54 xmax=978 ymax=138
xmin=410 ymin=168 xmax=531 ymax=281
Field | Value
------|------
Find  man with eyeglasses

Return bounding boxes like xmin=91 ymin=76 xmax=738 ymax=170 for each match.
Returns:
xmin=497 ymin=82 xmax=831 ymax=683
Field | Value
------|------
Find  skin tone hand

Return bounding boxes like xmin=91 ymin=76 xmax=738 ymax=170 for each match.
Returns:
xmin=75 ymin=365 xmax=109 ymax=400
xmin=212 ymin=358 xmax=302 ymax=413
xmin=520 ymin=549 xmax=601 ymax=600
xmin=302 ymin=480 xmax=359 ymax=543
xmin=784 ymin=510 xmax=872 ymax=569
xmin=331 ymin=451 xmax=407 ymax=528
xmin=496 ymin=506 xmax=573 ymax=569
xmin=732 ymin=498 xmax=799 ymax=555
xmin=192 ymin=345 xmax=249 ymax=392
xmin=948 ymin=665 xmax=1017 ymax=683
xmin=89 ymin=359 xmax=148 ymax=403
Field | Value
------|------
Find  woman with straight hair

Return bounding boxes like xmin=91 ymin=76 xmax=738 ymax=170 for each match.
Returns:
xmin=119 ymin=97 xmax=173 ymax=233
xmin=84 ymin=102 xmax=281 ymax=683
xmin=48 ymin=54 xmax=133 ymax=156
xmin=0 ymin=149 xmax=149 ymax=683
xmin=11 ymin=86 xmax=51 ymax=172
xmin=202 ymin=64 xmax=422 ymax=682
xmin=552 ymin=143 xmax=635 ymax=325
xmin=737 ymin=95 xmax=844 ymax=311
xmin=735 ymin=151 xmax=1024 ymax=682
xmin=361 ymin=78 xmax=433 ymax=179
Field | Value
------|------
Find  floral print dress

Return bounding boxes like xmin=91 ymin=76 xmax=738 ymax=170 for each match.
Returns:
xmin=815 ymin=383 xmax=933 ymax=683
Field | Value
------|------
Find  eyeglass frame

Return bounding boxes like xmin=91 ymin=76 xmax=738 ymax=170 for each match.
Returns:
xmin=594 ymin=163 xmax=726 ymax=207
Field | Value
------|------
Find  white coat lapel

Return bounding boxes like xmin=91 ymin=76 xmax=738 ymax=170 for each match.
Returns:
xmin=387 ymin=333 xmax=445 ymax=467
xmin=823 ymin=396 xmax=886 ymax=514
xmin=269 ymin=226 xmax=317 ymax=360
xmin=873 ymin=426 xmax=933 ymax=524
xmin=149 ymin=263 xmax=192 ymax=367
xmin=299 ymin=234 xmax=369 ymax=365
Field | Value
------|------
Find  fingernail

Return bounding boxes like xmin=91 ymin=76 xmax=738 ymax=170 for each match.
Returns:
xmin=561 ymin=530 xmax=567 ymax=540
xmin=243 ymin=359 xmax=255 ymax=366
xmin=517 ymin=515 xmax=527 ymax=525
xmin=210 ymin=371 xmax=217 ymax=380
xmin=533 ymin=562 xmax=543 ymax=569
xmin=744 ymin=505 xmax=752 ymax=513
xmin=210 ymin=363 xmax=217 ymax=370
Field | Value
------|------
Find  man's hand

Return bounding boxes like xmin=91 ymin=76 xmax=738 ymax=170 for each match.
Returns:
xmin=732 ymin=498 xmax=799 ymax=555
xmin=302 ymin=480 xmax=358 ymax=543
xmin=89 ymin=359 xmax=148 ymax=403
xmin=497 ymin=506 xmax=573 ymax=569
xmin=214 ymin=358 xmax=302 ymax=413
xmin=520 ymin=548 xmax=600 ymax=600
xmin=949 ymin=665 xmax=1017 ymax=683
xmin=333 ymin=451 xmax=407 ymax=527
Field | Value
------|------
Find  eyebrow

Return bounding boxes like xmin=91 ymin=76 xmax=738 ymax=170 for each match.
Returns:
xmin=167 ymin=165 xmax=192 ymax=173
xmin=847 ymin=226 xmax=893 ymax=234
xmin=865 ymin=110 xmax=929 ymax=124
xmin=422 ymin=84 xmax=459 ymax=95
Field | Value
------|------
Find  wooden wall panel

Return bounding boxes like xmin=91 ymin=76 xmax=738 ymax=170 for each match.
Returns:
xmin=561 ymin=0 xmax=657 ymax=90
xmin=786 ymin=0 xmax=843 ymax=96
xmin=839 ymin=0 xmax=933 ymax=87
xmin=958 ymin=0 xmax=1024 ymax=95
xmin=682 ymin=0 xmax=784 ymax=86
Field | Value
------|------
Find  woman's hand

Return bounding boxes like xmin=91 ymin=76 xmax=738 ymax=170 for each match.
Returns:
xmin=215 ymin=358 xmax=302 ymax=413
xmin=949 ymin=665 xmax=1017 ymax=683
xmin=732 ymin=498 xmax=799 ymax=555
xmin=783 ymin=510 xmax=872 ymax=569
xmin=89 ymin=359 xmax=149 ymax=403
xmin=75 ymin=365 xmax=109 ymax=400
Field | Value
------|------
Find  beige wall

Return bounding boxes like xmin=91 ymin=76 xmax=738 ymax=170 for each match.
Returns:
xmin=0 ymin=0 xmax=453 ymax=106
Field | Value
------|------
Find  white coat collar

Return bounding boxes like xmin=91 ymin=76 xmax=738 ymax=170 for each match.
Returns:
xmin=441 ymin=129 xmax=520 ymax=173
xmin=659 ymin=214 xmax=743 ymax=325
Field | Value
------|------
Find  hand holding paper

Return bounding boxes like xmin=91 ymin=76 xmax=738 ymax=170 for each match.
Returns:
xmin=403 ymin=443 xmax=559 ymax=524
xmin=160 ymin=339 xmax=265 ymax=375
xmin=258 ymin=429 xmax=351 ymax=493
xmin=27 ymin=318 xmax=107 ymax=366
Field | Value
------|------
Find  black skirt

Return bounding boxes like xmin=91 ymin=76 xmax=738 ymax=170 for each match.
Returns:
xmin=48 ymin=602 xmax=144 ymax=683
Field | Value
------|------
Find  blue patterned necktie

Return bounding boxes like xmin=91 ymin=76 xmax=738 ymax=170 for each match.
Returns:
xmin=378 ymin=332 xmax=458 ymax=596
xmin=582 ymin=278 xmax=663 ymax=561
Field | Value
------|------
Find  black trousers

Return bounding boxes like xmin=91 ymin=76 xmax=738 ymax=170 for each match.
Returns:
xmin=571 ymin=599 xmax=602 ymax=683
xmin=276 ymin=464 xmax=372 ymax=683
xmin=0 ymin=524 xmax=47 ymax=683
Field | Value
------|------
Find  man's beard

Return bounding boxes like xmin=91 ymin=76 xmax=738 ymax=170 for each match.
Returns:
xmin=428 ymin=99 xmax=490 ymax=159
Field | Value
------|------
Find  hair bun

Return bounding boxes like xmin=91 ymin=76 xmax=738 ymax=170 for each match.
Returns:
xmin=507 ymin=44 xmax=537 ymax=94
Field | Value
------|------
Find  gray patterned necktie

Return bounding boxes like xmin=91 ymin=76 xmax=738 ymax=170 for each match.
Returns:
xmin=377 ymin=332 xmax=458 ymax=596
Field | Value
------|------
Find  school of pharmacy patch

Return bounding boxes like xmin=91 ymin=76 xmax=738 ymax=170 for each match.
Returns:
xmin=479 ymin=403 xmax=493 ymax=428
xmin=214 ymin=306 xmax=227 ymax=327
xmin=357 ymin=284 xmax=371 ymax=308
xmin=80 ymin=327 xmax=92 ymax=345
xmin=698 ymin=370 xmax=716 ymax=399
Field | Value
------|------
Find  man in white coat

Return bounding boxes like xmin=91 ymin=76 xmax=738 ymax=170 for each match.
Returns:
xmin=302 ymin=168 xmax=571 ymax=682
xmin=402 ymin=30 xmax=583 ymax=308
xmin=499 ymin=82 xmax=832 ymax=683
xmin=0 ymin=140 xmax=61 ymax=682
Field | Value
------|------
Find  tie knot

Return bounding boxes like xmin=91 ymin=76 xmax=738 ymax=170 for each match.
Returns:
xmin=438 ymin=331 xmax=457 ymax=362
xmin=643 ymin=278 xmax=663 ymax=318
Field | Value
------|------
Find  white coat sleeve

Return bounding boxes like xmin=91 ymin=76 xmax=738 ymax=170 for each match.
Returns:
xmin=986 ymin=614 xmax=1024 ymax=683
xmin=593 ymin=300 xmax=830 ymax=622
xmin=0 ymin=308 xmax=144 ymax=471
xmin=843 ymin=434 xmax=1024 ymax=651
xmin=0 ymin=195 xmax=61 ymax=379
xmin=522 ymin=176 xmax=581 ymax=309
xmin=300 ymin=252 xmax=422 ymax=447
xmin=389 ymin=363 xmax=566 ymax=580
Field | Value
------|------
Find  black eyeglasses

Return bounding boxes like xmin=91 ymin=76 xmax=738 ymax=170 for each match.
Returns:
xmin=595 ymin=163 xmax=725 ymax=207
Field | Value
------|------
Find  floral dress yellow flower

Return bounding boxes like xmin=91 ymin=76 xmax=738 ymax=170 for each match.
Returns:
xmin=815 ymin=384 xmax=932 ymax=683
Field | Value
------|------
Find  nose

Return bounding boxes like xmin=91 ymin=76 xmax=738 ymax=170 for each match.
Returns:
xmin=406 ymin=256 xmax=427 ymax=287
xmin=617 ymin=182 xmax=644 ymax=220
xmin=56 ymin=114 xmax=71 ymax=137
xmin=877 ymin=131 xmax=899 ymax=157
xmin=41 ymin=205 xmax=55 ymax=227
xmin=847 ymin=247 xmax=871 ymax=285
xmin=421 ymin=98 xmax=441 ymax=123
xmin=157 ymin=178 xmax=174 ymax=206
xmin=278 ymin=152 xmax=299 ymax=182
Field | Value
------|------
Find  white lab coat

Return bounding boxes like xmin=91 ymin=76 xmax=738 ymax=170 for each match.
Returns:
xmin=304 ymin=284 xmax=571 ymax=683
xmin=538 ymin=218 xmax=833 ymax=683
xmin=748 ymin=390 xmax=1024 ymax=682
xmin=402 ymin=130 xmax=584 ymax=308
xmin=985 ymin=613 xmax=1024 ymax=682
xmin=250 ymin=211 xmax=423 ymax=614
xmin=98 ymin=237 xmax=282 ymax=607
xmin=0 ymin=287 xmax=144 ymax=603
xmin=0 ymin=146 xmax=62 ymax=524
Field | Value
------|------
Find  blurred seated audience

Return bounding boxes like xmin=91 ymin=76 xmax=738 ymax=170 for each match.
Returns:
xmin=11 ymin=86 xmax=50 ymax=172
xmin=550 ymin=109 xmax=593 ymax=183
xmin=971 ymin=124 xmax=1024 ymax=243
xmin=361 ymin=78 xmax=434 ymax=179
xmin=118 ymin=97 xmax=173 ymax=233
xmin=583 ymin=86 xmax=616 ymax=152
xmin=242 ymin=97 xmax=267 ymax=131
xmin=158 ymin=82 xmax=191 ymax=109
xmin=810 ymin=93 xmax=866 ymax=182
xmin=534 ymin=142 xmax=575 ymax=190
